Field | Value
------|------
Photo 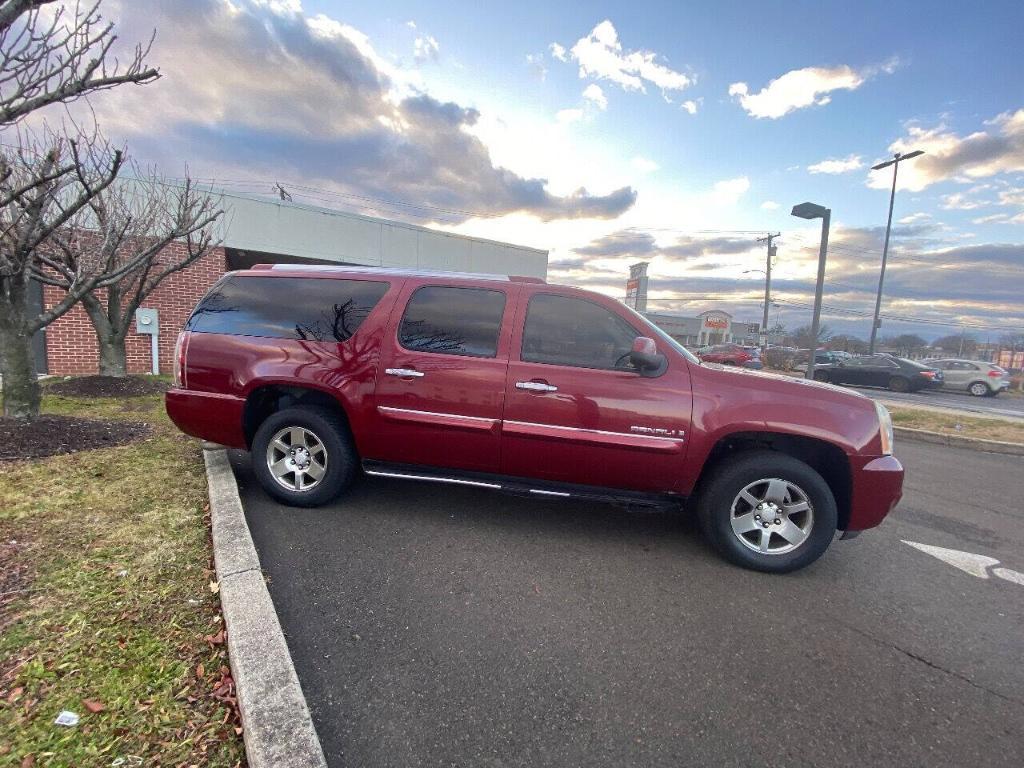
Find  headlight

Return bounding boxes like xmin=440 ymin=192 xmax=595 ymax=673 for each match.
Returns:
xmin=875 ymin=401 xmax=894 ymax=455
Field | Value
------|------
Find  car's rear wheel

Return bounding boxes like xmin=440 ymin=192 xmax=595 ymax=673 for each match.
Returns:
xmin=968 ymin=381 xmax=989 ymax=397
xmin=252 ymin=406 xmax=356 ymax=507
xmin=888 ymin=376 xmax=910 ymax=392
xmin=813 ymin=370 xmax=830 ymax=383
xmin=695 ymin=451 xmax=837 ymax=573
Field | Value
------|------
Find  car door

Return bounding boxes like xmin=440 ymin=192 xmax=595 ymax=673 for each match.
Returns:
xmin=943 ymin=361 xmax=973 ymax=391
xmin=862 ymin=356 xmax=899 ymax=387
xmin=829 ymin=358 xmax=861 ymax=385
xmin=500 ymin=290 xmax=691 ymax=493
xmin=369 ymin=281 xmax=517 ymax=473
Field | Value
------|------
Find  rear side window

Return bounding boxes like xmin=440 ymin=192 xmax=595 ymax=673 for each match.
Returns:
xmin=521 ymin=293 xmax=639 ymax=370
xmin=185 ymin=276 xmax=389 ymax=341
xmin=398 ymin=286 xmax=506 ymax=357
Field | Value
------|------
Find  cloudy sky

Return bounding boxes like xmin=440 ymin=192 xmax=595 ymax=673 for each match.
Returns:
xmin=69 ymin=0 xmax=1024 ymax=340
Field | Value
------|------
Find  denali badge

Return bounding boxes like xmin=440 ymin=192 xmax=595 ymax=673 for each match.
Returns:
xmin=630 ymin=425 xmax=682 ymax=438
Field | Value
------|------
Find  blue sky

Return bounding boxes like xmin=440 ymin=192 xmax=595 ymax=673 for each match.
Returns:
xmin=77 ymin=0 xmax=1024 ymax=341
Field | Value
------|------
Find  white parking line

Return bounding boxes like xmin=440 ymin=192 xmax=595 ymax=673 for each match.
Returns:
xmin=903 ymin=540 xmax=1024 ymax=586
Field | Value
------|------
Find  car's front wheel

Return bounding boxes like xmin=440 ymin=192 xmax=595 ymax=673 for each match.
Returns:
xmin=695 ymin=451 xmax=838 ymax=573
xmin=251 ymin=406 xmax=356 ymax=507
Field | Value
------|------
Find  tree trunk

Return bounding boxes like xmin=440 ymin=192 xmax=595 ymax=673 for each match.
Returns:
xmin=82 ymin=292 xmax=129 ymax=377
xmin=97 ymin=333 xmax=128 ymax=376
xmin=0 ymin=279 xmax=41 ymax=419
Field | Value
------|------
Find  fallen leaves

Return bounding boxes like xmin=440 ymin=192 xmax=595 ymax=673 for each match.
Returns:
xmin=82 ymin=698 xmax=105 ymax=714
xmin=208 ymin=580 xmax=220 ymax=594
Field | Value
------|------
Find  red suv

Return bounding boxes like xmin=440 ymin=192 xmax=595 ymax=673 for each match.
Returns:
xmin=167 ymin=265 xmax=903 ymax=573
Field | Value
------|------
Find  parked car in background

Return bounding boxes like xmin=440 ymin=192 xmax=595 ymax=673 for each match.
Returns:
xmin=166 ymin=264 xmax=903 ymax=573
xmin=926 ymin=359 xmax=1010 ymax=397
xmin=794 ymin=351 xmax=848 ymax=373
xmin=698 ymin=343 xmax=763 ymax=369
xmin=812 ymin=354 xmax=944 ymax=392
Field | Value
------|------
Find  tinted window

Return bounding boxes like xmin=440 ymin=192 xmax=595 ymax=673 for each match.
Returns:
xmin=398 ymin=286 xmax=506 ymax=357
xmin=185 ymin=276 xmax=389 ymax=341
xmin=522 ymin=293 xmax=639 ymax=370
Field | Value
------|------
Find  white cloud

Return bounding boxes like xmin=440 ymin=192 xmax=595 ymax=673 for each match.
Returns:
xmin=566 ymin=20 xmax=693 ymax=99
xmin=998 ymin=186 xmax=1024 ymax=207
xmin=807 ymin=154 xmax=864 ymax=174
xmin=526 ymin=53 xmax=547 ymax=82
xmin=867 ymin=109 xmax=1024 ymax=192
xmin=729 ymin=64 xmax=883 ymax=119
xmin=760 ymin=200 xmax=780 ymax=210
xmin=940 ymin=192 xmax=990 ymax=210
xmin=405 ymin=20 xmax=416 ymax=29
xmin=710 ymin=176 xmax=750 ymax=205
xmin=556 ymin=108 xmax=584 ymax=124
xmin=413 ymin=34 xmax=440 ymax=62
xmin=582 ymin=83 xmax=608 ymax=110
xmin=680 ymin=99 xmax=699 ymax=115
xmin=631 ymin=156 xmax=659 ymax=173
xmin=898 ymin=212 xmax=932 ymax=225
xmin=972 ymin=212 xmax=1024 ymax=225
xmin=549 ymin=42 xmax=567 ymax=62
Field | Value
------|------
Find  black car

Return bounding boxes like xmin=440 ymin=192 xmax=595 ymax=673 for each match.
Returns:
xmin=812 ymin=355 xmax=943 ymax=392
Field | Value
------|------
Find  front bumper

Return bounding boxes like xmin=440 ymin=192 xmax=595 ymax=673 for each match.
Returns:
xmin=846 ymin=454 xmax=904 ymax=531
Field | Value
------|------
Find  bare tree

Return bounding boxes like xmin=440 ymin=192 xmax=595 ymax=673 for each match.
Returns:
xmin=792 ymin=323 xmax=832 ymax=349
xmin=0 ymin=1 xmax=159 ymax=125
xmin=37 ymin=170 xmax=224 ymax=376
xmin=0 ymin=0 xmax=158 ymax=417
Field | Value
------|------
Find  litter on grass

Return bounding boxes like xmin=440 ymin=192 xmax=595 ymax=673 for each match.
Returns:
xmin=54 ymin=710 xmax=79 ymax=727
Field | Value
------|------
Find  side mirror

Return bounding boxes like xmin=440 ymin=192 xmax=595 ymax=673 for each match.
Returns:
xmin=629 ymin=336 xmax=667 ymax=377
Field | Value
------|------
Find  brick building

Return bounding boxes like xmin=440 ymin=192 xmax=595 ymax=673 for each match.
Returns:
xmin=36 ymin=190 xmax=548 ymax=376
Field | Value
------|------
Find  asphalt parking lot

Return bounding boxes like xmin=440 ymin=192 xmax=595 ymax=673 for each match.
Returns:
xmin=231 ymin=442 xmax=1024 ymax=768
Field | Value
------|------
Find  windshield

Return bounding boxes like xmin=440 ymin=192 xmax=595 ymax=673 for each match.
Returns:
xmin=619 ymin=303 xmax=701 ymax=364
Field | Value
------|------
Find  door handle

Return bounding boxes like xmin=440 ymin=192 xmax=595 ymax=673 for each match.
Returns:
xmin=516 ymin=381 xmax=557 ymax=392
xmin=385 ymin=368 xmax=424 ymax=378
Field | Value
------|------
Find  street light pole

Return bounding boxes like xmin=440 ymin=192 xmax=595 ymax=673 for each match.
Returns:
xmin=756 ymin=233 xmax=779 ymax=352
xmin=791 ymin=202 xmax=832 ymax=381
xmin=868 ymin=149 xmax=924 ymax=355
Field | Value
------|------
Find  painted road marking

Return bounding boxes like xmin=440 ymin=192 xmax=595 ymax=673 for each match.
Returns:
xmin=902 ymin=540 xmax=1024 ymax=586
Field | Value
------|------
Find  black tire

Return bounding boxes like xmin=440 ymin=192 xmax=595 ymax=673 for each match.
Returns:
xmin=967 ymin=381 xmax=989 ymax=397
xmin=251 ymin=406 xmax=356 ymax=507
xmin=888 ymin=376 xmax=910 ymax=393
xmin=813 ymin=370 xmax=830 ymax=383
xmin=695 ymin=451 xmax=838 ymax=573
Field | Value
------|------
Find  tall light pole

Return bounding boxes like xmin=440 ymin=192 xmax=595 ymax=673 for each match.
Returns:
xmin=755 ymin=233 xmax=779 ymax=353
xmin=791 ymin=202 xmax=831 ymax=381
xmin=868 ymin=149 xmax=925 ymax=354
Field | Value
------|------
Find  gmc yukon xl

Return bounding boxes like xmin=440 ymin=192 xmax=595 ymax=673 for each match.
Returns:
xmin=166 ymin=265 xmax=904 ymax=572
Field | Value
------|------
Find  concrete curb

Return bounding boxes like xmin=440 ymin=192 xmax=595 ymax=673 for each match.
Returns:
xmin=203 ymin=448 xmax=328 ymax=768
xmin=894 ymin=426 xmax=1024 ymax=456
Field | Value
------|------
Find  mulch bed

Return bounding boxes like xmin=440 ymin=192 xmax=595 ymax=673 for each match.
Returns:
xmin=0 ymin=415 xmax=151 ymax=461
xmin=46 ymin=375 xmax=169 ymax=398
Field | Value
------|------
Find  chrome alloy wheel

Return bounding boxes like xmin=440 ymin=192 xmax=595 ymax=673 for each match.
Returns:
xmin=729 ymin=478 xmax=814 ymax=555
xmin=266 ymin=426 xmax=328 ymax=492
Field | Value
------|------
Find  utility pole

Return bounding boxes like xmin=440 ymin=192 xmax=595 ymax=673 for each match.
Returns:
xmin=868 ymin=149 xmax=925 ymax=355
xmin=756 ymin=232 xmax=779 ymax=351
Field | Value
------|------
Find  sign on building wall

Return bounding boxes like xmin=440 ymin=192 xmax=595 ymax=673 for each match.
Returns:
xmin=625 ymin=262 xmax=649 ymax=313
xmin=703 ymin=314 xmax=730 ymax=330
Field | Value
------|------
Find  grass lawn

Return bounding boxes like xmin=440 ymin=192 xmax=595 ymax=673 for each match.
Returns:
xmin=889 ymin=405 xmax=1024 ymax=444
xmin=0 ymin=382 xmax=245 ymax=766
